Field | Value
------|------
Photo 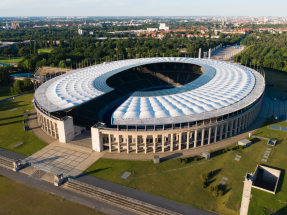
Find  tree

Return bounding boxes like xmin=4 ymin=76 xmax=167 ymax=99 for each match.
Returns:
xmin=11 ymin=80 xmax=24 ymax=94
xmin=58 ymin=60 xmax=66 ymax=68
xmin=23 ymin=78 xmax=33 ymax=91
xmin=3 ymin=47 xmax=12 ymax=55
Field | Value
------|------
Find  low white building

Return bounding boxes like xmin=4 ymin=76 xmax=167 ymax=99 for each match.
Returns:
xmin=89 ymin=31 xmax=94 ymax=35
xmin=78 ymin=29 xmax=84 ymax=35
xmin=159 ymin=23 xmax=169 ymax=31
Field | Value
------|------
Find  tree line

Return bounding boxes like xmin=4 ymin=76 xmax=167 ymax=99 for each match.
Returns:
xmin=233 ymin=32 xmax=287 ymax=71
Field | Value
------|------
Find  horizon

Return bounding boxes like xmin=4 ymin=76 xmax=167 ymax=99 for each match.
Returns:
xmin=1 ymin=0 xmax=286 ymax=17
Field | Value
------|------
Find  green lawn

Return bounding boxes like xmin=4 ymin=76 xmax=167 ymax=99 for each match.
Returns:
xmin=38 ymin=48 xmax=53 ymax=54
xmin=0 ymin=93 xmax=48 ymax=156
xmin=0 ymin=56 xmax=24 ymax=64
xmin=84 ymin=119 xmax=287 ymax=215
xmin=0 ymin=174 xmax=106 ymax=215
xmin=0 ymin=86 xmax=13 ymax=100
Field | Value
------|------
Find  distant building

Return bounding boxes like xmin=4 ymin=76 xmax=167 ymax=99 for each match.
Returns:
xmin=159 ymin=23 xmax=169 ymax=31
xmin=78 ymin=29 xmax=84 ymax=35
xmin=89 ymin=31 xmax=94 ymax=35
xmin=147 ymin=28 xmax=158 ymax=32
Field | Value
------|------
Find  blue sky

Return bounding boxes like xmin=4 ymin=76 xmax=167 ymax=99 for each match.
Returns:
xmin=0 ymin=0 xmax=286 ymax=17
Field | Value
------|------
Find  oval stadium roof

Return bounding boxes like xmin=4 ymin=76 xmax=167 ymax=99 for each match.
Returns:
xmin=34 ymin=58 xmax=265 ymax=126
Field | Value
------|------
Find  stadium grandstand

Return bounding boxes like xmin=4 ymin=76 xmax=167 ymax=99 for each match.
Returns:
xmin=34 ymin=58 xmax=265 ymax=153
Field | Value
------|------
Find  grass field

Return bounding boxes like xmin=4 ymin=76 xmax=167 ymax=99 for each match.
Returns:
xmin=0 ymin=56 xmax=24 ymax=64
xmin=0 ymin=93 xmax=48 ymax=156
xmin=0 ymin=174 xmax=106 ymax=215
xmin=84 ymin=119 xmax=287 ymax=215
xmin=0 ymin=86 xmax=12 ymax=100
xmin=38 ymin=48 xmax=53 ymax=54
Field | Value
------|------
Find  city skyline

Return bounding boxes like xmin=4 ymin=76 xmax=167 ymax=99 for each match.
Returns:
xmin=1 ymin=0 xmax=287 ymax=17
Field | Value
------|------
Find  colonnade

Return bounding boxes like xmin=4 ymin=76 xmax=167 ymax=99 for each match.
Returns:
xmin=36 ymin=110 xmax=59 ymax=139
xmin=95 ymin=101 xmax=261 ymax=153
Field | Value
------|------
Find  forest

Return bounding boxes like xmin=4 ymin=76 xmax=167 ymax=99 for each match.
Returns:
xmin=233 ymin=32 xmax=287 ymax=71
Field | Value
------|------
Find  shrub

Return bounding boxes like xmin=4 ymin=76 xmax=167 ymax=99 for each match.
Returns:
xmin=202 ymin=181 xmax=207 ymax=188
xmin=182 ymin=158 xmax=188 ymax=164
xmin=239 ymin=145 xmax=244 ymax=150
xmin=225 ymin=147 xmax=229 ymax=152
xmin=194 ymin=157 xmax=198 ymax=161
xmin=176 ymin=158 xmax=182 ymax=163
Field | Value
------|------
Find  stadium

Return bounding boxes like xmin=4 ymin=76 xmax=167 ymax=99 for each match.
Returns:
xmin=34 ymin=57 xmax=265 ymax=153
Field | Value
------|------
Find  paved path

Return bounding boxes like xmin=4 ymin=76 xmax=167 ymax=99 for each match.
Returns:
xmin=0 ymin=166 xmax=135 ymax=215
xmin=28 ymin=108 xmax=56 ymax=144
xmin=22 ymin=140 xmax=106 ymax=177
xmin=240 ymin=177 xmax=253 ymax=215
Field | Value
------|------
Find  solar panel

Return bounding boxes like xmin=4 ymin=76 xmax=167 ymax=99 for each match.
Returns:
xmin=270 ymin=125 xmax=287 ymax=131
xmin=270 ymin=125 xmax=280 ymax=130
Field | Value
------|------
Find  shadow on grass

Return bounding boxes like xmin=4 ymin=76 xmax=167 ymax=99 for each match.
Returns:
xmin=259 ymin=164 xmax=285 ymax=193
xmin=211 ymin=168 xmax=222 ymax=179
xmin=80 ymin=167 xmax=111 ymax=177
xmin=251 ymin=138 xmax=261 ymax=144
xmin=0 ymin=115 xmax=22 ymax=121
xmin=0 ymin=100 xmax=26 ymax=111
xmin=276 ymin=205 xmax=287 ymax=214
xmin=0 ymin=120 xmax=23 ymax=126
xmin=161 ymin=153 xmax=183 ymax=161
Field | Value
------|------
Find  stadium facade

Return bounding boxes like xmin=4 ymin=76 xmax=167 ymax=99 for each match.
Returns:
xmin=34 ymin=58 xmax=265 ymax=153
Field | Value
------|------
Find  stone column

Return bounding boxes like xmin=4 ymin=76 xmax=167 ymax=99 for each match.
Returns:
xmin=135 ymin=135 xmax=138 ymax=153
xmin=214 ymin=126 xmax=217 ymax=142
xmin=153 ymin=135 xmax=156 ymax=153
xmin=225 ymin=123 xmax=228 ymax=139
xmin=144 ymin=135 xmax=147 ymax=153
xmin=170 ymin=133 xmax=173 ymax=151
xmin=109 ymin=134 xmax=112 ymax=152
xmin=234 ymin=118 xmax=238 ymax=135
xmin=208 ymin=127 xmax=211 ymax=144
xmin=127 ymin=136 xmax=130 ymax=154
xmin=198 ymin=48 xmax=202 ymax=59
xmin=186 ymin=132 xmax=190 ymax=149
xmin=162 ymin=134 xmax=165 ymax=152
xmin=220 ymin=124 xmax=223 ymax=141
xmin=230 ymin=120 xmax=234 ymax=136
xmin=91 ymin=127 xmax=103 ymax=152
xmin=179 ymin=132 xmax=182 ymax=150
xmin=201 ymin=129 xmax=205 ymax=146
xmin=238 ymin=116 xmax=242 ymax=133
xmin=118 ymin=135 xmax=120 ymax=153
xmin=194 ymin=130 xmax=198 ymax=148
xmin=208 ymin=48 xmax=211 ymax=59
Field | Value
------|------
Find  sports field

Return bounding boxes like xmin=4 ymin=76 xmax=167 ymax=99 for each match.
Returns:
xmin=38 ymin=48 xmax=53 ymax=54
xmin=0 ymin=56 xmax=23 ymax=64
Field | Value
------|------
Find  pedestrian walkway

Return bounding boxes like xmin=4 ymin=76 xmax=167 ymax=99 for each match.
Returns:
xmin=240 ymin=176 xmax=253 ymax=215
xmin=22 ymin=140 xmax=106 ymax=177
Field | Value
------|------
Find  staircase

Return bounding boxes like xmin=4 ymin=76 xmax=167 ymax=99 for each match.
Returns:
xmin=63 ymin=180 xmax=179 ymax=215
xmin=0 ymin=156 xmax=14 ymax=170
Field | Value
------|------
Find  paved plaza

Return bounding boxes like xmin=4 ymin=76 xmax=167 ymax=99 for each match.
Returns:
xmin=22 ymin=141 xmax=105 ymax=176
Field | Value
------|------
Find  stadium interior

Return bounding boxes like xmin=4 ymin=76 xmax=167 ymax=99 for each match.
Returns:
xmin=50 ymin=62 xmax=204 ymax=129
